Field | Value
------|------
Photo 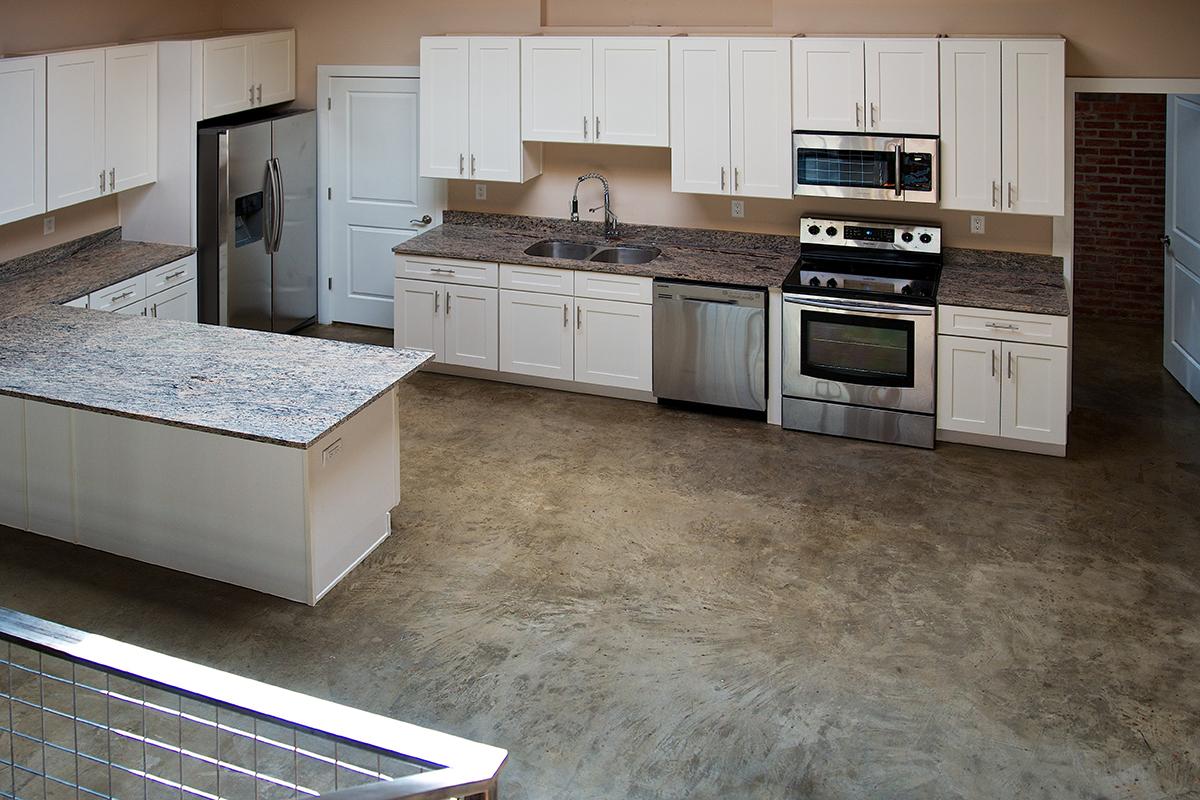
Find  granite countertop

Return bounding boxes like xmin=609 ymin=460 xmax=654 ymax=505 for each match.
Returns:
xmin=0 ymin=230 xmax=432 ymax=448
xmin=0 ymin=228 xmax=196 ymax=320
xmin=938 ymin=248 xmax=1070 ymax=317
xmin=394 ymin=211 xmax=800 ymax=289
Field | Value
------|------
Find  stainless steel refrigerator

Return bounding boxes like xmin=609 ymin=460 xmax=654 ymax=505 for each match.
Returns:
xmin=197 ymin=109 xmax=317 ymax=333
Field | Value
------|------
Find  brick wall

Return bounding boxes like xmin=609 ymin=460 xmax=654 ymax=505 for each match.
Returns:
xmin=1073 ymin=93 xmax=1166 ymax=323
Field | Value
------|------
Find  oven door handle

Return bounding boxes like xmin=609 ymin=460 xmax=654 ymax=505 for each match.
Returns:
xmin=784 ymin=296 xmax=934 ymax=317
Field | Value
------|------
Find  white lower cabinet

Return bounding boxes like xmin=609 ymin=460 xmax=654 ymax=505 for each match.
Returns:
xmin=393 ymin=277 xmax=498 ymax=371
xmin=938 ymin=332 xmax=1068 ymax=451
xmin=395 ymin=278 xmax=446 ymax=360
xmin=574 ymin=297 xmax=653 ymax=392
xmin=147 ymin=281 xmax=198 ymax=322
xmin=81 ymin=255 xmax=198 ymax=321
xmin=500 ymin=289 xmax=574 ymax=380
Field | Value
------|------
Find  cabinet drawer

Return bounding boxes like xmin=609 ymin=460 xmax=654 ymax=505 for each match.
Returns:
xmin=500 ymin=263 xmax=574 ymax=295
xmin=63 ymin=296 xmax=90 ymax=309
xmin=938 ymin=304 xmax=1068 ymax=346
xmin=90 ymin=274 xmax=146 ymax=312
xmin=574 ymin=271 xmax=653 ymax=304
xmin=146 ymin=255 xmax=197 ymax=295
xmin=397 ymin=255 xmax=498 ymax=287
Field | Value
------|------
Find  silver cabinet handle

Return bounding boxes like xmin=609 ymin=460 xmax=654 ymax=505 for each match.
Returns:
xmin=151 ymin=303 xmax=158 ymax=318
xmin=109 ymin=168 xmax=115 ymax=191
xmin=576 ymin=305 xmax=582 ymax=330
xmin=111 ymin=290 xmax=134 ymax=302
xmin=433 ymin=290 xmax=439 ymax=314
xmin=595 ymin=117 xmax=600 ymax=140
xmin=256 ymin=83 xmax=262 ymax=104
xmin=410 ymin=215 xmax=433 ymax=226
xmin=1008 ymin=182 xmax=1014 ymax=209
xmin=992 ymin=349 xmax=997 ymax=378
xmin=855 ymin=102 xmax=862 ymax=128
xmin=870 ymin=102 xmax=877 ymax=128
xmin=563 ymin=303 xmax=569 ymax=327
xmin=1008 ymin=351 xmax=1014 ymax=380
xmin=445 ymin=291 xmax=451 ymax=316
xmin=429 ymin=267 xmax=456 ymax=274
xmin=583 ymin=115 xmax=588 ymax=139
xmin=141 ymin=307 xmax=147 ymax=316
xmin=720 ymin=166 xmax=726 ymax=191
xmin=164 ymin=269 xmax=186 ymax=281
xmin=734 ymin=167 xmax=739 ymax=192
xmin=992 ymin=181 xmax=999 ymax=209
xmin=985 ymin=322 xmax=1019 ymax=331
xmin=459 ymin=153 xmax=464 ymax=176
xmin=99 ymin=171 xmax=106 ymax=193
xmin=471 ymin=154 xmax=476 ymax=176
xmin=249 ymin=85 xmax=255 ymax=104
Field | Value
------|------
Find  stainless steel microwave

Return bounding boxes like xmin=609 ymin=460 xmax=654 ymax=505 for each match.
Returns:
xmin=793 ymin=132 xmax=939 ymax=203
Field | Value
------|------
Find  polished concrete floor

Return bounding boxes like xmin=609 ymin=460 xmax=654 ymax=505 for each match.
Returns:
xmin=2 ymin=318 xmax=1198 ymax=799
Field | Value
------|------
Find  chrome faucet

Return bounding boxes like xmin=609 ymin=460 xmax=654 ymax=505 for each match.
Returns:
xmin=570 ymin=172 xmax=619 ymax=239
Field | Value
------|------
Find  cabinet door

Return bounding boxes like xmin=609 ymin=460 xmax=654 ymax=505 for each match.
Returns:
xmin=470 ymin=38 xmax=522 ymax=182
xmin=202 ymin=35 xmax=253 ymax=118
xmin=105 ymin=44 xmax=157 ymax=194
xmin=865 ymin=38 xmax=939 ymax=135
xmin=939 ymin=39 xmax=1002 ymax=212
xmin=791 ymin=38 xmax=864 ymax=132
xmin=394 ymin=278 xmax=445 ymax=361
xmin=444 ymin=285 xmax=498 ymax=371
xmin=730 ymin=38 xmax=792 ymax=199
xmin=46 ymin=49 xmax=106 ymax=211
xmin=0 ymin=56 xmax=46 ymax=225
xmin=574 ymin=298 xmax=653 ymax=391
xmin=1002 ymin=39 xmax=1066 ymax=216
xmin=937 ymin=335 xmax=1001 ymax=436
xmin=500 ymin=290 xmax=574 ymax=380
xmin=670 ymin=38 xmax=731 ymax=196
xmin=419 ymin=37 xmax=470 ymax=179
xmin=147 ymin=281 xmax=197 ymax=323
xmin=1000 ymin=342 xmax=1068 ymax=445
xmin=592 ymin=38 xmax=669 ymax=147
xmin=114 ymin=298 xmax=149 ymax=316
xmin=521 ymin=38 xmax=593 ymax=143
xmin=252 ymin=31 xmax=295 ymax=107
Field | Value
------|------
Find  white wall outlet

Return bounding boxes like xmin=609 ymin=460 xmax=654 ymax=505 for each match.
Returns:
xmin=43 ymin=216 xmax=55 ymax=235
xmin=475 ymin=184 xmax=487 ymax=201
xmin=970 ymin=215 xmax=986 ymax=235
xmin=731 ymin=200 xmax=745 ymax=219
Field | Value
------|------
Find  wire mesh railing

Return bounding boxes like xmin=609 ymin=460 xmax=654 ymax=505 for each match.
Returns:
xmin=0 ymin=608 xmax=505 ymax=800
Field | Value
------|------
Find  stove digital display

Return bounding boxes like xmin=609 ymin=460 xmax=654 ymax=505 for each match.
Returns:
xmin=844 ymin=226 xmax=895 ymax=243
xmin=841 ymin=278 xmax=889 ymax=292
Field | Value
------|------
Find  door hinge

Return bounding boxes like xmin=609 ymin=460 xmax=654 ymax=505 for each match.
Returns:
xmin=327 ymin=187 xmax=332 ymax=200
xmin=327 ymin=277 xmax=333 ymax=290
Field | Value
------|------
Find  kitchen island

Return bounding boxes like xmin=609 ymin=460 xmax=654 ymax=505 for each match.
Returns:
xmin=0 ymin=232 xmax=430 ymax=604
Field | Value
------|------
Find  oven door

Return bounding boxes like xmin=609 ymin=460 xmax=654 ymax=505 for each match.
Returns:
xmin=782 ymin=294 xmax=936 ymax=414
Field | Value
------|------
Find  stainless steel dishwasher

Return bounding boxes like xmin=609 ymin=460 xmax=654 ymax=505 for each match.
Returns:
xmin=653 ymin=281 xmax=767 ymax=413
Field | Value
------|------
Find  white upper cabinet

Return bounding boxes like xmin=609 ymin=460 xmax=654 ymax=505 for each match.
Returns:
xmin=1002 ymin=39 xmax=1066 ymax=216
xmin=592 ymin=38 xmax=669 ymax=147
xmin=939 ymin=39 xmax=1003 ymax=212
xmin=104 ymin=44 xmax=157 ymax=194
xmin=47 ymin=49 xmax=106 ymax=211
xmin=939 ymin=37 xmax=1064 ymax=216
xmin=522 ymin=37 xmax=594 ymax=143
xmin=791 ymin=38 xmax=863 ymax=132
xmin=420 ymin=37 xmax=470 ymax=180
xmin=864 ymin=39 xmax=939 ymax=135
xmin=201 ymin=30 xmax=295 ymax=119
xmin=420 ymin=37 xmax=540 ymax=183
xmin=730 ymin=38 xmax=793 ymax=199
xmin=0 ymin=56 xmax=46 ymax=226
xmin=670 ymin=38 xmax=731 ymax=196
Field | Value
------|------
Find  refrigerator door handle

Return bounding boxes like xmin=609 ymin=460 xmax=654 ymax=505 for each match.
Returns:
xmin=263 ymin=159 xmax=278 ymax=255
xmin=270 ymin=157 xmax=285 ymax=254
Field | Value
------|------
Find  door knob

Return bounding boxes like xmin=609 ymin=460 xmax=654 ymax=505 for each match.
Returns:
xmin=410 ymin=215 xmax=433 ymax=226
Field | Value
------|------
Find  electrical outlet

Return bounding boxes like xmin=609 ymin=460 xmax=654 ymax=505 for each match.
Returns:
xmin=970 ymin=215 xmax=986 ymax=235
xmin=475 ymin=184 xmax=487 ymax=201
xmin=43 ymin=216 xmax=55 ymax=235
xmin=731 ymin=200 xmax=745 ymax=219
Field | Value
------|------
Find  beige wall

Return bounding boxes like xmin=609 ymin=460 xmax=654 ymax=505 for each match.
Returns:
xmin=0 ymin=198 xmax=119 ymax=263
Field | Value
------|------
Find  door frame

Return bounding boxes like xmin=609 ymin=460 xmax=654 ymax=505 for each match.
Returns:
xmin=316 ymin=64 xmax=448 ymax=325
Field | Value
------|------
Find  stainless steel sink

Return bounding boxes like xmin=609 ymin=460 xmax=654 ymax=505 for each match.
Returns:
xmin=589 ymin=246 xmax=661 ymax=265
xmin=523 ymin=240 xmax=600 ymax=260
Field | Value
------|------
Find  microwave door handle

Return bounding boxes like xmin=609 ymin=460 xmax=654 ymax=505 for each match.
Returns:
xmin=894 ymin=144 xmax=903 ymax=198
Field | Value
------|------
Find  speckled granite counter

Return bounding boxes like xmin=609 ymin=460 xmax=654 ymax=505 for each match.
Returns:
xmin=394 ymin=211 xmax=799 ymax=288
xmin=939 ymin=248 xmax=1069 ymax=316
xmin=0 ymin=230 xmax=432 ymax=448
xmin=0 ymin=228 xmax=195 ymax=320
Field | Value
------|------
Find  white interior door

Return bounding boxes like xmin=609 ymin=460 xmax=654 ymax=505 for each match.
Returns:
xmin=1165 ymin=94 xmax=1200 ymax=402
xmin=327 ymin=76 xmax=440 ymax=327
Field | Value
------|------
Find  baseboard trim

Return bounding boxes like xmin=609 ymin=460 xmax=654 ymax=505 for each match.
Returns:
xmin=937 ymin=428 xmax=1066 ymax=457
xmin=421 ymin=363 xmax=657 ymax=404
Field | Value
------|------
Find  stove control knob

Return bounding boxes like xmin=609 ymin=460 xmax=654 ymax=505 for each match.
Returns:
xmin=901 ymin=232 xmax=914 ymax=243
xmin=807 ymin=224 xmax=821 ymax=236
xmin=826 ymin=278 xmax=838 ymax=289
xmin=901 ymin=284 xmax=913 ymax=296
xmin=809 ymin=277 xmax=821 ymax=287
xmin=825 ymin=226 xmax=838 ymax=237
xmin=919 ymin=233 xmax=933 ymax=245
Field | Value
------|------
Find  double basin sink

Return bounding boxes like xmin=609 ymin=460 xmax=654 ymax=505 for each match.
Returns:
xmin=524 ymin=239 xmax=661 ymax=265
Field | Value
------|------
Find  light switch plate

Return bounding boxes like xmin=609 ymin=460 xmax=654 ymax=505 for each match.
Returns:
xmin=970 ymin=215 xmax=985 ymax=235
xmin=43 ymin=216 xmax=55 ymax=235
xmin=731 ymin=200 xmax=745 ymax=219
xmin=475 ymin=184 xmax=487 ymax=201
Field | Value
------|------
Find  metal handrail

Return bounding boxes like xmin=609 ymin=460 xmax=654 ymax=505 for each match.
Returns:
xmin=0 ymin=606 xmax=506 ymax=800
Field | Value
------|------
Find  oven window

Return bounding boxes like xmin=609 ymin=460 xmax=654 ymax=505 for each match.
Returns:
xmin=801 ymin=311 xmax=914 ymax=388
xmin=796 ymin=148 xmax=897 ymax=190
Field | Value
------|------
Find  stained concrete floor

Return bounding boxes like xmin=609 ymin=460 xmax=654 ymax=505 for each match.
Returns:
xmin=2 ymin=318 xmax=1198 ymax=799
